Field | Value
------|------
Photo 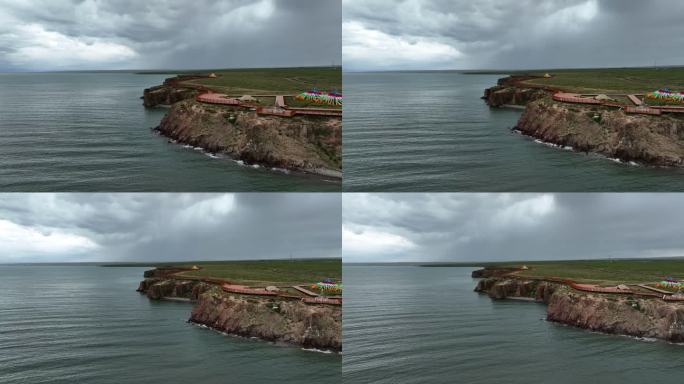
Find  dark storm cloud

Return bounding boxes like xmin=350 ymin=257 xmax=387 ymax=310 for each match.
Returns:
xmin=0 ymin=193 xmax=341 ymax=263
xmin=343 ymin=0 xmax=684 ymax=71
xmin=0 ymin=0 xmax=341 ymax=71
xmin=343 ymin=193 xmax=684 ymax=263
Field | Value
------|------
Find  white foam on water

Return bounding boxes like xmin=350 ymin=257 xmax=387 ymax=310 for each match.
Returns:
xmin=522 ymin=131 xmax=645 ymax=167
xmin=301 ymin=348 xmax=334 ymax=354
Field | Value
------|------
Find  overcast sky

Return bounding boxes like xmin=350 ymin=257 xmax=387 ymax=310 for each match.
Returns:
xmin=0 ymin=193 xmax=341 ymax=263
xmin=0 ymin=0 xmax=341 ymax=72
xmin=343 ymin=0 xmax=684 ymax=71
xmin=343 ymin=193 xmax=684 ymax=263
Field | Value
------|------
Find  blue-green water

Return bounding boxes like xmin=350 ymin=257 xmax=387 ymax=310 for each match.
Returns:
xmin=0 ymin=72 xmax=338 ymax=191
xmin=343 ymin=266 xmax=684 ymax=384
xmin=343 ymin=72 xmax=684 ymax=191
xmin=0 ymin=266 xmax=340 ymax=384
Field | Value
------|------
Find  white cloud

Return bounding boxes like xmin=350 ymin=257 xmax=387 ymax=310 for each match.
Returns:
xmin=0 ymin=219 xmax=99 ymax=261
xmin=343 ymin=20 xmax=462 ymax=70
xmin=2 ymin=23 xmax=137 ymax=70
xmin=343 ymin=225 xmax=415 ymax=261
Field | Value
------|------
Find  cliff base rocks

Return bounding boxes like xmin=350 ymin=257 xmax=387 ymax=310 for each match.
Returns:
xmin=474 ymin=275 xmax=684 ymax=342
xmin=156 ymin=100 xmax=342 ymax=177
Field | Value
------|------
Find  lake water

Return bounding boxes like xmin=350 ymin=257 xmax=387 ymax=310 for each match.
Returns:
xmin=343 ymin=72 xmax=684 ymax=191
xmin=0 ymin=266 xmax=340 ymax=384
xmin=0 ymin=72 xmax=338 ymax=191
xmin=343 ymin=265 xmax=684 ymax=383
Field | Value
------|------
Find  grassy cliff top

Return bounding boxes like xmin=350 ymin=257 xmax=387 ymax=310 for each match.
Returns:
xmin=518 ymin=67 xmax=684 ymax=94
xmin=493 ymin=259 xmax=684 ymax=285
xmin=170 ymin=258 xmax=341 ymax=287
xmin=186 ymin=67 xmax=341 ymax=95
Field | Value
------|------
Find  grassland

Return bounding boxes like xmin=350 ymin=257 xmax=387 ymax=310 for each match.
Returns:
xmin=163 ymin=258 xmax=342 ymax=287
xmin=186 ymin=67 xmax=341 ymax=95
xmin=517 ymin=67 xmax=684 ymax=95
xmin=491 ymin=259 xmax=684 ymax=285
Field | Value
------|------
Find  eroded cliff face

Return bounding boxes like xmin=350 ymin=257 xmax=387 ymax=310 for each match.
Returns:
xmin=547 ymin=290 xmax=684 ymax=342
xmin=483 ymin=85 xmax=547 ymax=107
xmin=516 ymin=99 xmax=684 ymax=166
xmin=156 ymin=100 xmax=342 ymax=177
xmin=136 ymin=278 xmax=212 ymax=300
xmin=137 ymin=277 xmax=342 ymax=351
xmin=474 ymin=276 xmax=684 ymax=342
xmin=190 ymin=291 xmax=342 ymax=351
xmin=474 ymin=277 xmax=559 ymax=303
xmin=143 ymin=85 xmax=198 ymax=107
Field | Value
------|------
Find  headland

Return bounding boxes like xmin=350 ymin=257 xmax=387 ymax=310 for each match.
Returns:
xmin=481 ymin=68 xmax=684 ymax=166
xmin=472 ymin=259 xmax=684 ymax=342
xmin=136 ymin=259 xmax=342 ymax=352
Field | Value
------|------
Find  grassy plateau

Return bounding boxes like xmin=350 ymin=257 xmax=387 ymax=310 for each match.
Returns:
xmin=488 ymin=259 xmax=684 ymax=285
xmin=151 ymin=258 xmax=342 ymax=287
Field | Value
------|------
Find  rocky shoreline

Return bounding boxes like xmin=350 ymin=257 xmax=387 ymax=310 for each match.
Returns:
xmin=483 ymin=76 xmax=684 ymax=167
xmin=473 ymin=270 xmax=684 ymax=342
xmin=137 ymin=272 xmax=342 ymax=352
xmin=143 ymin=77 xmax=342 ymax=179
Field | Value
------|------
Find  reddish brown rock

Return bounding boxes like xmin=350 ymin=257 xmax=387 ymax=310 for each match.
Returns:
xmin=516 ymin=99 xmax=684 ymax=166
xmin=190 ymin=291 xmax=342 ymax=351
xmin=475 ymin=277 xmax=684 ymax=342
xmin=156 ymin=99 xmax=341 ymax=177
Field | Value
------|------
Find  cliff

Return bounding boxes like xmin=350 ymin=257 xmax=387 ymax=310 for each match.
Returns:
xmin=143 ymin=84 xmax=197 ymax=107
xmin=483 ymin=76 xmax=684 ymax=166
xmin=516 ymin=99 xmax=684 ymax=166
xmin=190 ymin=290 xmax=341 ymax=351
xmin=474 ymin=277 xmax=559 ymax=303
xmin=547 ymin=289 xmax=684 ymax=342
xmin=474 ymin=276 xmax=684 ymax=342
xmin=137 ymin=277 xmax=342 ymax=351
xmin=483 ymin=85 xmax=547 ymax=107
xmin=156 ymin=99 xmax=342 ymax=177
xmin=136 ymin=277 xmax=211 ymax=300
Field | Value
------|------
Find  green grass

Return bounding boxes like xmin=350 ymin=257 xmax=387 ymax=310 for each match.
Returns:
xmin=186 ymin=67 xmax=341 ymax=95
xmin=519 ymin=67 xmax=684 ymax=95
xmin=492 ymin=259 xmax=684 ymax=285
xmin=172 ymin=258 xmax=341 ymax=287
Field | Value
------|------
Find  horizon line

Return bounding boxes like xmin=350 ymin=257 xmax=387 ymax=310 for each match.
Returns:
xmin=0 ymin=257 xmax=342 ymax=266
xmin=0 ymin=64 xmax=342 ymax=74
xmin=342 ymin=63 xmax=684 ymax=74
xmin=343 ymin=255 xmax=684 ymax=265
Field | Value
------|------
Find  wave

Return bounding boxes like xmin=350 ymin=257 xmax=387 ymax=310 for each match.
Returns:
xmin=301 ymin=347 xmax=336 ymax=354
xmin=515 ymin=129 xmax=641 ymax=167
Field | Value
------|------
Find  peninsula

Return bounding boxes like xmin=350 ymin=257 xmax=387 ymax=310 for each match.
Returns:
xmin=472 ymin=259 xmax=684 ymax=342
xmin=481 ymin=68 xmax=684 ymax=167
xmin=135 ymin=259 xmax=342 ymax=352
xmin=142 ymin=67 xmax=342 ymax=178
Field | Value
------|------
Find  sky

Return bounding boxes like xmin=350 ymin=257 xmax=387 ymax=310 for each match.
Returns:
xmin=343 ymin=0 xmax=684 ymax=71
xmin=343 ymin=193 xmax=684 ymax=263
xmin=0 ymin=193 xmax=341 ymax=263
xmin=0 ymin=0 xmax=341 ymax=72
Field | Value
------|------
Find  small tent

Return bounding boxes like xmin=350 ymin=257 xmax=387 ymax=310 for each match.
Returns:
xmin=543 ymin=73 xmax=552 ymax=78
xmin=239 ymin=95 xmax=257 ymax=102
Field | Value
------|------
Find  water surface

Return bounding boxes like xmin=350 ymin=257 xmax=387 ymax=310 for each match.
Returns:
xmin=0 ymin=265 xmax=340 ymax=384
xmin=0 ymin=72 xmax=338 ymax=191
xmin=343 ymin=72 xmax=684 ymax=191
xmin=343 ymin=265 xmax=684 ymax=383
